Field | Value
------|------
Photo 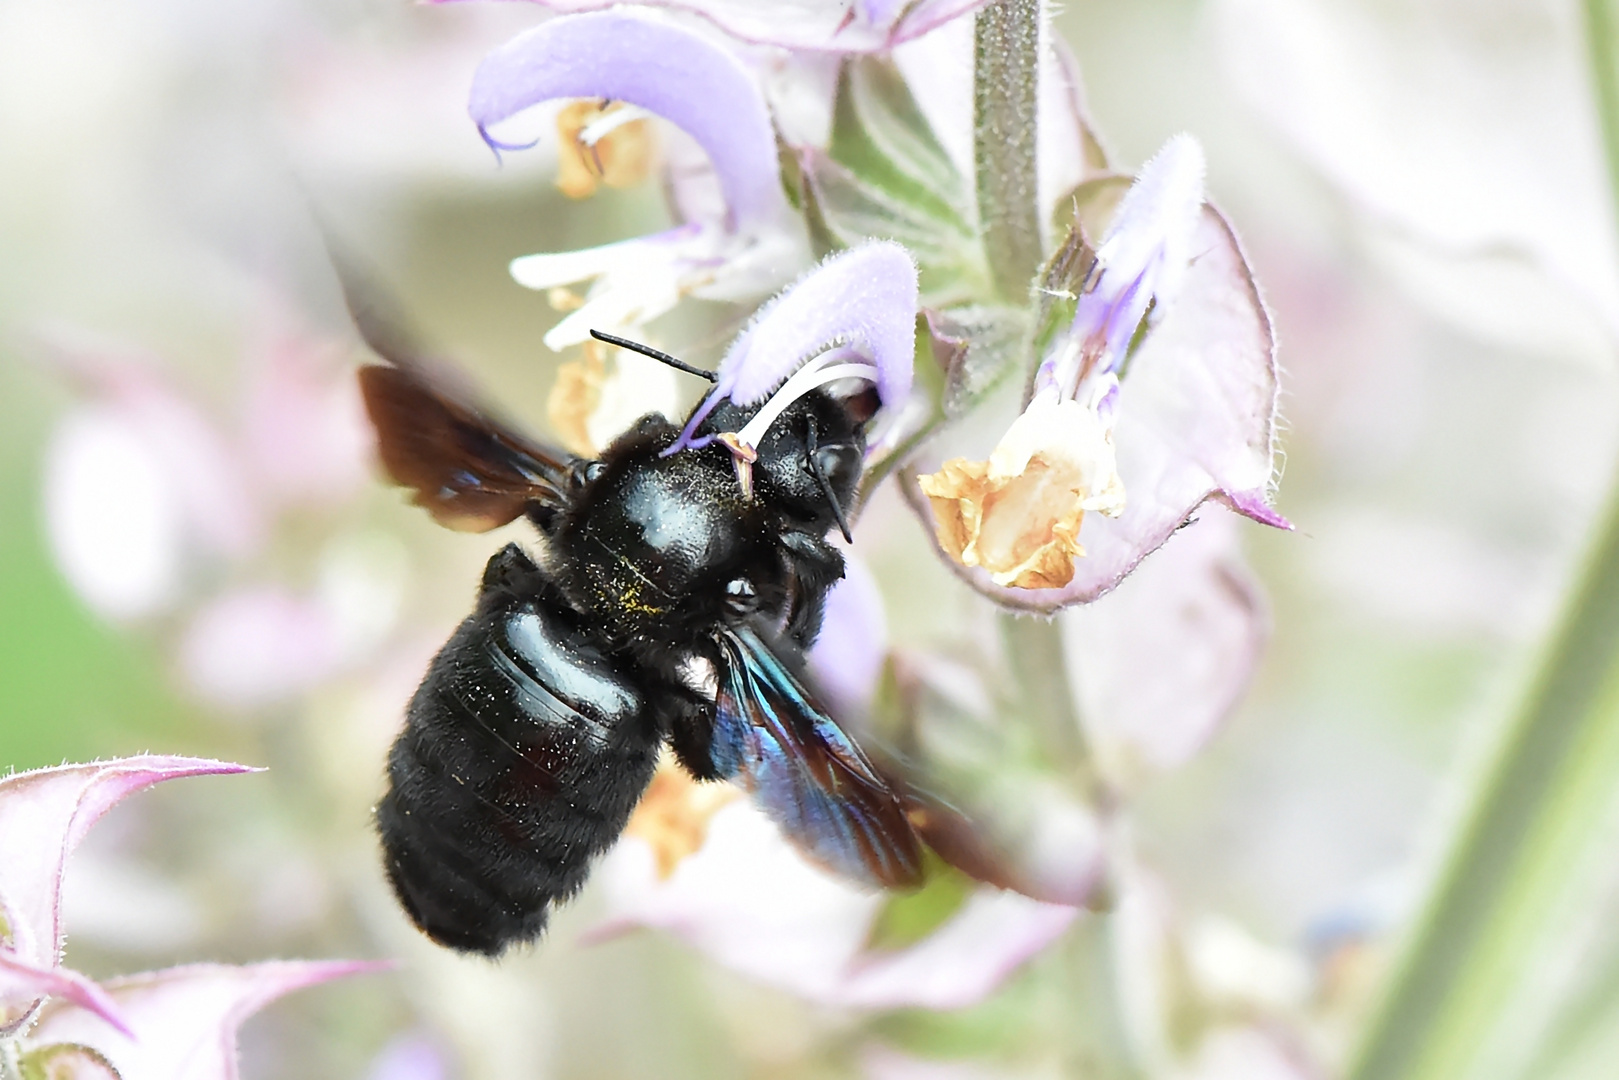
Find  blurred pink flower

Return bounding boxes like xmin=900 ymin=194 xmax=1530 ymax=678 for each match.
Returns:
xmin=39 ymin=330 xmax=369 ymax=620
xmin=177 ymin=587 xmax=344 ymax=708
xmin=37 ymin=327 xmax=394 ymax=707
xmin=364 ymin=1031 xmax=452 ymax=1080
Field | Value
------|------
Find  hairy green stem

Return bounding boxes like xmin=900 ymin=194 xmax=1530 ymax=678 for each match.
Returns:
xmin=998 ymin=614 xmax=1086 ymax=771
xmin=973 ymin=0 xmax=1043 ymax=302
xmin=1346 ymin=15 xmax=1619 ymax=1079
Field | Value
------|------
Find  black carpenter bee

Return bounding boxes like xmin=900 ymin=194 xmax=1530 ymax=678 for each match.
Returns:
xmin=355 ymin=307 xmax=974 ymax=955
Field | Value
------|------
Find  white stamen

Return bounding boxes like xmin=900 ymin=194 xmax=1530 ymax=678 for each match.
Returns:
xmin=579 ymin=104 xmax=655 ymax=146
xmin=733 ymin=354 xmax=880 ymax=452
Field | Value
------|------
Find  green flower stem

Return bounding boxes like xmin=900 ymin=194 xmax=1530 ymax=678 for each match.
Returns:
xmin=1346 ymin=9 xmax=1619 ymax=1080
xmin=973 ymin=0 xmax=1043 ymax=303
xmin=999 ymin=613 xmax=1089 ymax=775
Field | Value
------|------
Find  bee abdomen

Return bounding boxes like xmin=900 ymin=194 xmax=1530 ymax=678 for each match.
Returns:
xmin=378 ymin=574 xmax=659 ymax=955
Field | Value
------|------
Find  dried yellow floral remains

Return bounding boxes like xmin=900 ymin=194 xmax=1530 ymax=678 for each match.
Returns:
xmin=919 ymin=394 xmax=1125 ymax=590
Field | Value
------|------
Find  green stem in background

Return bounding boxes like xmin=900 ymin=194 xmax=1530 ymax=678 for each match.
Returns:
xmin=998 ymin=613 xmax=1091 ymax=778
xmin=1346 ymin=15 xmax=1619 ymax=1075
xmin=1588 ymin=0 xmax=1619 ymax=210
xmin=973 ymin=0 xmax=1043 ymax=303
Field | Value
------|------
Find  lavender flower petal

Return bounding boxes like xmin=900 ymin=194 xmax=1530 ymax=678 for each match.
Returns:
xmin=835 ymin=892 xmax=1077 ymax=1009
xmin=717 ymin=242 xmax=917 ymax=409
xmin=27 ymin=960 xmax=386 ymax=1079
xmin=469 ymin=11 xmax=783 ymax=226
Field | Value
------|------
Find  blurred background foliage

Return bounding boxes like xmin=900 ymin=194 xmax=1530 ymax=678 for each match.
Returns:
xmin=4 ymin=0 xmax=1617 ymax=1077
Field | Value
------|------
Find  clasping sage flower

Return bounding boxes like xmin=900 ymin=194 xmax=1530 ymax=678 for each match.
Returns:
xmin=920 ymin=134 xmax=1211 ymax=590
xmin=469 ymin=10 xmax=806 ymax=350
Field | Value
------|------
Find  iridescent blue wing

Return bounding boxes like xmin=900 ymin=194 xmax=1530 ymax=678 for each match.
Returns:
xmin=710 ymin=626 xmax=924 ymax=889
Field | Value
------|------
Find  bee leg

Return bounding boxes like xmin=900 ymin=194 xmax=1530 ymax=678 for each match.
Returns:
xmin=777 ymin=529 xmax=846 ymax=647
xmin=666 ymin=644 xmax=732 ymax=782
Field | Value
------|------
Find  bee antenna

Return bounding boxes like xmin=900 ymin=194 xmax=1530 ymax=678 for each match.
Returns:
xmin=589 ymin=330 xmax=717 ymax=382
xmin=805 ymin=419 xmax=853 ymax=544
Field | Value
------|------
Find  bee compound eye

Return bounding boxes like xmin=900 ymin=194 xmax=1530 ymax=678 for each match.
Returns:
xmin=723 ymin=577 xmax=758 ymax=615
xmin=814 ymin=444 xmax=860 ymax=491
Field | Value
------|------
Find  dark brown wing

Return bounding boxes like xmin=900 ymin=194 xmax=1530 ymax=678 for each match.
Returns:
xmin=359 ymin=365 xmax=574 ymax=531
xmin=708 ymin=626 xmax=924 ymax=889
xmin=332 ymin=249 xmax=578 ymax=531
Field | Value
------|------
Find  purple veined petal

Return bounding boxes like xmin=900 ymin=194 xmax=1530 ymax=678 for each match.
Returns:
xmin=592 ymin=798 xmax=1075 ymax=1009
xmin=26 ymin=960 xmax=387 ymax=1080
xmin=1039 ymin=135 xmax=1206 ymax=394
xmin=590 ymin=800 xmax=885 ymax=998
xmin=470 ymin=11 xmax=785 ymax=227
xmin=1093 ymin=134 xmax=1206 ymax=314
xmin=907 ymin=202 xmax=1287 ymax=611
xmin=718 ymin=241 xmax=918 ymax=408
xmin=1060 ymin=508 xmax=1268 ymax=781
xmin=807 ymin=551 xmax=889 ymax=718
xmin=835 ymin=891 xmax=1078 ymax=1010
xmin=0 ymin=951 xmax=130 ymax=1039
xmin=440 ymin=1 xmax=993 ymax=53
xmin=0 ymin=758 xmax=259 ymax=972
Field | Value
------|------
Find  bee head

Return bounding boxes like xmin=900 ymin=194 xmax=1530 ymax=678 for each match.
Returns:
xmin=553 ymin=416 xmax=788 ymax=640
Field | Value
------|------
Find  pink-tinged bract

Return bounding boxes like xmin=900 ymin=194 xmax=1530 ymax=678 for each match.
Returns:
xmin=0 ymin=951 xmax=130 ymax=1038
xmin=1061 ymin=509 xmax=1268 ymax=780
xmin=0 ymin=757 xmax=258 ymax=976
xmin=26 ymin=960 xmax=387 ymax=1080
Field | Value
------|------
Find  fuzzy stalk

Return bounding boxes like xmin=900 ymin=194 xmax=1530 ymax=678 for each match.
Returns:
xmin=973 ymin=0 xmax=1043 ymax=303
